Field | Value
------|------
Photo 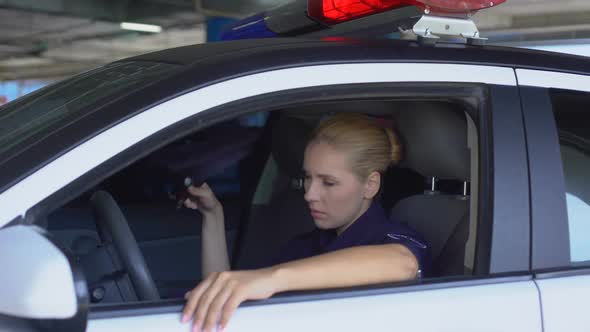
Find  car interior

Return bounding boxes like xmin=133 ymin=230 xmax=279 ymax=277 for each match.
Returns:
xmin=40 ymin=99 xmax=478 ymax=304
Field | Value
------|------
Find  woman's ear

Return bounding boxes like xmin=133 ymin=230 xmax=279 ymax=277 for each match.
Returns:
xmin=364 ymin=171 xmax=381 ymax=199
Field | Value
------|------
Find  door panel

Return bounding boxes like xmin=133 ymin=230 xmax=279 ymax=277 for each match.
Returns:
xmin=536 ymin=276 xmax=590 ymax=332
xmin=30 ymin=65 xmax=529 ymax=330
xmin=87 ymin=280 xmax=542 ymax=332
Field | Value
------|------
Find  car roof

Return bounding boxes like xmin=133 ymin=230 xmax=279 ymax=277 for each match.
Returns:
xmin=1 ymin=37 xmax=590 ymax=195
xmin=126 ymin=37 xmax=590 ymax=74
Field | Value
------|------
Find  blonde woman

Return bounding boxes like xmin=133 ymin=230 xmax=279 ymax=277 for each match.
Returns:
xmin=182 ymin=113 xmax=429 ymax=332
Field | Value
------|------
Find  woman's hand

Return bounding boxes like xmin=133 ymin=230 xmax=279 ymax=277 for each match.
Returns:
xmin=181 ymin=269 xmax=280 ymax=332
xmin=184 ymin=183 xmax=222 ymax=216
xmin=185 ymin=182 xmax=229 ymax=277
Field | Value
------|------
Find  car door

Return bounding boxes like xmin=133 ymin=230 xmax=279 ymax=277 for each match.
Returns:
xmin=1 ymin=62 xmax=541 ymax=332
xmin=517 ymin=68 xmax=590 ymax=332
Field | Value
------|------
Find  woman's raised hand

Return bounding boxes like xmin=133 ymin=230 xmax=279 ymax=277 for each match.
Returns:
xmin=184 ymin=183 xmax=222 ymax=216
xmin=181 ymin=268 xmax=280 ymax=332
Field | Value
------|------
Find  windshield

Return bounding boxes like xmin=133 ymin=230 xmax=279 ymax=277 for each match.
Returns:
xmin=0 ymin=61 xmax=181 ymax=160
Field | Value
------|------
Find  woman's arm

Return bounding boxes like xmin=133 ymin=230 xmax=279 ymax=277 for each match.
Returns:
xmin=273 ymin=243 xmax=418 ymax=291
xmin=200 ymin=208 xmax=230 ymax=277
xmin=185 ymin=183 xmax=230 ymax=277
xmin=182 ymin=244 xmax=418 ymax=332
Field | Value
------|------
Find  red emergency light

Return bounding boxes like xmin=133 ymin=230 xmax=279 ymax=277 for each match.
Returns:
xmin=308 ymin=0 xmax=507 ymax=24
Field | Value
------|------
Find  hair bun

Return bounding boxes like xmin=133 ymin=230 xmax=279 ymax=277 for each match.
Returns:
xmin=383 ymin=126 xmax=402 ymax=165
xmin=309 ymin=113 xmax=403 ymax=178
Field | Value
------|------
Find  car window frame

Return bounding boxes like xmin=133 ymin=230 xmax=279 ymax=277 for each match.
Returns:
xmin=84 ymin=81 xmax=532 ymax=319
xmin=516 ymin=68 xmax=590 ymax=274
xmin=28 ymin=82 xmax=532 ymax=311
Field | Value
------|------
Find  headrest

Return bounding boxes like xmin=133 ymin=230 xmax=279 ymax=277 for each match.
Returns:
xmin=395 ymin=102 xmax=470 ymax=181
xmin=271 ymin=116 xmax=313 ymax=178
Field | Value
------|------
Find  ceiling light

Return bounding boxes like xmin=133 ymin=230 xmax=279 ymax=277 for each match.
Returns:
xmin=120 ymin=22 xmax=162 ymax=33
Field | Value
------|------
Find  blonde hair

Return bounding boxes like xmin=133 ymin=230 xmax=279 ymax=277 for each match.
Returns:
xmin=308 ymin=113 xmax=402 ymax=180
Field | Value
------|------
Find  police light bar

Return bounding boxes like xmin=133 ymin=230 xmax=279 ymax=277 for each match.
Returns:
xmin=308 ymin=0 xmax=507 ymax=24
xmin=221 ymin=1 xmax=313 ymax=40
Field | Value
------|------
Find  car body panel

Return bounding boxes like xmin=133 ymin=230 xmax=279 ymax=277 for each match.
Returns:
xmin=517 ymin=86 xmax=570 ymax=270
xmin=516 ymin=69 xmax=590 ymax=92
xmin=88 ymin=280 xmax=542 ymax=332
xmin=535 ymin=275 xmax=590 ymax=332
xmin=485 ymin=84 xmax=532 ymax=273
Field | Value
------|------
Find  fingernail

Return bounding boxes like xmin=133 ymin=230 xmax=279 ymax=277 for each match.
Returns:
xmin=181 ymin=314 xmax=189 ymax=323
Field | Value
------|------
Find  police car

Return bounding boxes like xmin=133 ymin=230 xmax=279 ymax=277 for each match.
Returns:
xmin=1 ymin=0 xmax=589 ymax=331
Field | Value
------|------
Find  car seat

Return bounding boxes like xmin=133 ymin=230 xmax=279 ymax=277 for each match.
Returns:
xmin=391 ymin=102 xmax=471 ymax=277
xmin=233 ymin=115 xmax=315 ymax=269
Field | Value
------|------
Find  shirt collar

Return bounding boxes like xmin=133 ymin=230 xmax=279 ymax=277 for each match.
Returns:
xmin=318 ymin=201 xmax=387 ymax=251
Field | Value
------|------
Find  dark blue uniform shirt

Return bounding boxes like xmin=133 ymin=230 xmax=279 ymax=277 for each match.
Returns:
xmin=273 ymin=201 xmax=430 ymax=276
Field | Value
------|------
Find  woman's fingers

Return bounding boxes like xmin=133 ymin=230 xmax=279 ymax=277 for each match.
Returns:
xmin=202 ymin=286 xmax=234 ymax=332
xmin=182 ymin=275 xmax=214 ymax=323
xmin=184 ymin=198 xmax=198 ymax=209
xmin=192 ymin=273 xmax=229 ymax=331
xmin=183 ymin=270 xmax=275 ymax=331
xmin=218 ymin=294 xmax=243 ymax=332
xmin=186 ymin=183 xmax=220 ymax=212
xmin=187 ymin=183 xmax=210 ymax=197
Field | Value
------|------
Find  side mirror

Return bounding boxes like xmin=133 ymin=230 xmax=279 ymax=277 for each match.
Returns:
xmin=0 ymin=225 xmax=88 ymax=331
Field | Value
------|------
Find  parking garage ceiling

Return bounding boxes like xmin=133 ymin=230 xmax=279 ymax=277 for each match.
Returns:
xmin=1 ymin=0 xmax=590 ymax=80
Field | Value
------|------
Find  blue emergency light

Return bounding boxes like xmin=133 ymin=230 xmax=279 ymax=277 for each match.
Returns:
xmin=220 ymin=14 xmax=277 ymax=41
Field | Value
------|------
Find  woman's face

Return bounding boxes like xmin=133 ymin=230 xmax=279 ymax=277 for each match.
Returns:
xmin=303 ymin=141 xmax=374 ymax=234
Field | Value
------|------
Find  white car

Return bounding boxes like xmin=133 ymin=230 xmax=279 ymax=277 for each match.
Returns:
xmin=1 ymin=0 xmax=589 ymax=331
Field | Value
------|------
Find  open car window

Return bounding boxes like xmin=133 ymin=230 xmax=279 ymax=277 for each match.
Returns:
xmin=38 ymin=96 xmax=486 ymax=305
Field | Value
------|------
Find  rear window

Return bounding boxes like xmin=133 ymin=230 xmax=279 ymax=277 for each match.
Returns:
xmin=0 ymin=61 xmax=181 ymax=160
xmin=551 ymin=89 xmax=590 ymax=264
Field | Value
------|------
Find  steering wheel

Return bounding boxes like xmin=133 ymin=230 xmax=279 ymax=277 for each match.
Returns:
xmin=91 ymin=191 xmax=160 ymax=301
